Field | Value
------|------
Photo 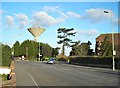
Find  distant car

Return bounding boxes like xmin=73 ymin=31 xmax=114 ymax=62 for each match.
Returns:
xmin=47 ymin=58 xmax=57 ymax=64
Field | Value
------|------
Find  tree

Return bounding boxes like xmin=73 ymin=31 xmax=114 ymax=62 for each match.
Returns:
xmin=99 ymin=36 xmax=112 ymax=56
xmin=57 ymin=28 xmax=76 ymax=55
xmin=69 ymin=41 xmax=80 ymax=56
xmin=70 ymin=41 xmax=94 ymax=56
xmin=80 ymin=42 xmax=89 ymax=56
xmin=87 ymin=41 xmax=94 ymax=55
xmin=19 ymin=40 xmax=36 ymax=57
xmin=13 ymin=41 xmax=20 ymax=57
xmin=51 ymin=47 xmax=60 ymax=57
xmin=40 ymin=43 xmax=52 ymax=59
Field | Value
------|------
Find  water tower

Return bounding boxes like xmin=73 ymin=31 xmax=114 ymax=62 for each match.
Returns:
xmin=27 ymin=27 xmax=45 ymax=61
xmin=27 ymin=27 xmax=45 ymax=42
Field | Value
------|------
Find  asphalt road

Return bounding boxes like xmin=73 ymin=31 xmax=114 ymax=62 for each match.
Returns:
xmin=14 ymin=60 xmax=119 ymax=86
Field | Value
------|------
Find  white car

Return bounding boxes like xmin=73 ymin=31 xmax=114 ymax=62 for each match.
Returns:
xmin=47 ymin=58 xmax=57 ymax=64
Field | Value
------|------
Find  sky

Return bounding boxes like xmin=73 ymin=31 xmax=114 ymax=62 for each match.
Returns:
xmin=1 ymin=1 xmax=119 ymax=55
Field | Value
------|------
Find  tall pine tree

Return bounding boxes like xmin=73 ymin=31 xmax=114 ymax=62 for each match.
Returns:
xmin=57 ymin=28 xmax=76 ymax=55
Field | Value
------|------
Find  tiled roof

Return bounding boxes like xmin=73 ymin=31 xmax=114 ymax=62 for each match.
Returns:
xmin=96 ymin=33 xmax=120 ymax=46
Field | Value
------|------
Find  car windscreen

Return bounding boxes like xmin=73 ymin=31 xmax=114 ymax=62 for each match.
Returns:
xmin=49 ymin=58 xmax=56 ymax=60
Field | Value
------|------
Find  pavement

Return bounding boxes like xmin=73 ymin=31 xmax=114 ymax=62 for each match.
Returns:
xmin=1 ymin=61 xmax=16 ymax=87
xmin=61 ymin=63 xmax=119 ymax=73
xmin=14 ymin=60 xmax=119 ymax=86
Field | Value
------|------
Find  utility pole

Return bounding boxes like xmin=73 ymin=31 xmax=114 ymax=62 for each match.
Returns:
xmin=26 ymin=47 xmax=28 ymax=57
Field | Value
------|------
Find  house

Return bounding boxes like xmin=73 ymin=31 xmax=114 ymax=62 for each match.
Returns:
xmin=95 ymin=33 xmax=120 ymax=56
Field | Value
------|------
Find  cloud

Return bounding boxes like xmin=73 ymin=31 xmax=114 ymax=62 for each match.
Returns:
xmin=5 ymin=7 xmax=118 ymax=30
xmin=5 ymin=14 xmax=29 ymax=29
xmin=84 ymin=8 xmax=118 ymax=25
xmin=31 ymin=7 xmax=83 ymax=27
xmin=0 ymin=10 xmax=6 ymax=14
xmin=10 ymin=34 xmax=23 ymax=38
xmin=31 ymin=11 xmax=65 ymax=27
xmin=74 ymin=29 xmax=99 ymax=49
xmin=42 ymin=6 xmax=60 ymax=13
xmin=76 ymin=29 xmax=98 ymax=36
xmin=42 ymin=6 xmax=82 ymax=19
xmin=6 ymin=15 xmax=14 ymax=28
xmin=113 ymin=18 xmax=120 ymax=25
xmin=42 ymin=6 xmax=68 ymax=19
xmin=59 ymin=12 xmax=68 ymax=19
xmin=66 ymin=11 xmax=82 ymax=19
xmin=84 ymin=8 xmax=112 ymax=23
xmin=15 ymin=13 xmax=29 ymax=29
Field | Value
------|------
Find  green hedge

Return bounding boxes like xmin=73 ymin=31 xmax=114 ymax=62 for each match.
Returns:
xmin=2 ymin=44 xmax=12 ymax=66
xmin=68 ymin=56 xmax=120 ymax=69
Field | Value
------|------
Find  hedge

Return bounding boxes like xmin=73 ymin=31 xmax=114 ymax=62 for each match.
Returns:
xmin=68 ymin=56 xmax=120 ymax=69
xmin=2 ymin=44 xmax=12 ymax=66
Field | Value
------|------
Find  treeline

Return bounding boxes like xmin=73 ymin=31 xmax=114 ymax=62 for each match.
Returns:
xmin=13 ymin=40 xmax=59 ymax=59
xmin=0 ymin=40 xmax=59 ymax=66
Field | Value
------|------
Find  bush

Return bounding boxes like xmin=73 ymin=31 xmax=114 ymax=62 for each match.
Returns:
xmin=1 ymin=74 xmax=8 ymax=81
xmin=0 ymin=74 xmax=2 ymax=79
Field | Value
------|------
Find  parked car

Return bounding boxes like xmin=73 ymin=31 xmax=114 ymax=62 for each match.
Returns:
xmin=47 ymin=58 xmax=57 ymax=64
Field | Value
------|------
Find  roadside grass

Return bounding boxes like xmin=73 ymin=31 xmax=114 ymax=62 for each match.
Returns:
xmin=0 ymin=74 xmax=2 ymax=79
xmin=0 ymin=74 xmax=8 ymax=81
xmin=25 ymin=57 xmax=37 ymax=61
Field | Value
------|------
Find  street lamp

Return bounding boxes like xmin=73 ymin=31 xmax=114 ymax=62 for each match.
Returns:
xmin=38 ymin=42 xmax=40 ymax=61
xmin=104 ymin=10 xmax=116 ymax=71
xmin=11 ymin=43 xmax=15 ymax=61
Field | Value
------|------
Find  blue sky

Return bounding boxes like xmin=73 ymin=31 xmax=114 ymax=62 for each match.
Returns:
xmin=1 ymin=2 xmax=119 ymax=55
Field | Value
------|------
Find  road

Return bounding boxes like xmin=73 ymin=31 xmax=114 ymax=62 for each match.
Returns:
xmin=14 ymin=60 xmax=118 ymax=86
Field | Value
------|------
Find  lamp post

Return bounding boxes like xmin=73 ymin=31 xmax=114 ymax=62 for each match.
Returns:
xmin=104 ymin=10 xmax=116 ymax=71
xmin=12 ymin=44 xmax=14 ymax=60
xmin=38 ymin=41 xmax=40 ymax=61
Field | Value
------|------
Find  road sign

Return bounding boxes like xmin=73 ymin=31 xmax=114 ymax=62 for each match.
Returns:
xmin=38 ymin=54 xmax=42 ymax=56
xmin=113 ymin=51 xmax=116 ymax=56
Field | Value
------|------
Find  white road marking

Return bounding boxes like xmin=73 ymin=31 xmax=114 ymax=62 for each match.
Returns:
xmin=23 ymin=68 xmax=39 ymax=88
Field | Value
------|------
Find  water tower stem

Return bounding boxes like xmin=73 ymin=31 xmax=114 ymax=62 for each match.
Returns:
xmin=35 ymin=37 xmax=38 ymax=42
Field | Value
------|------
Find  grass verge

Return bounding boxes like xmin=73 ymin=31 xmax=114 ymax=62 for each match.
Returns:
xmin=0 ymin=74 xmax=8 ymax=81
